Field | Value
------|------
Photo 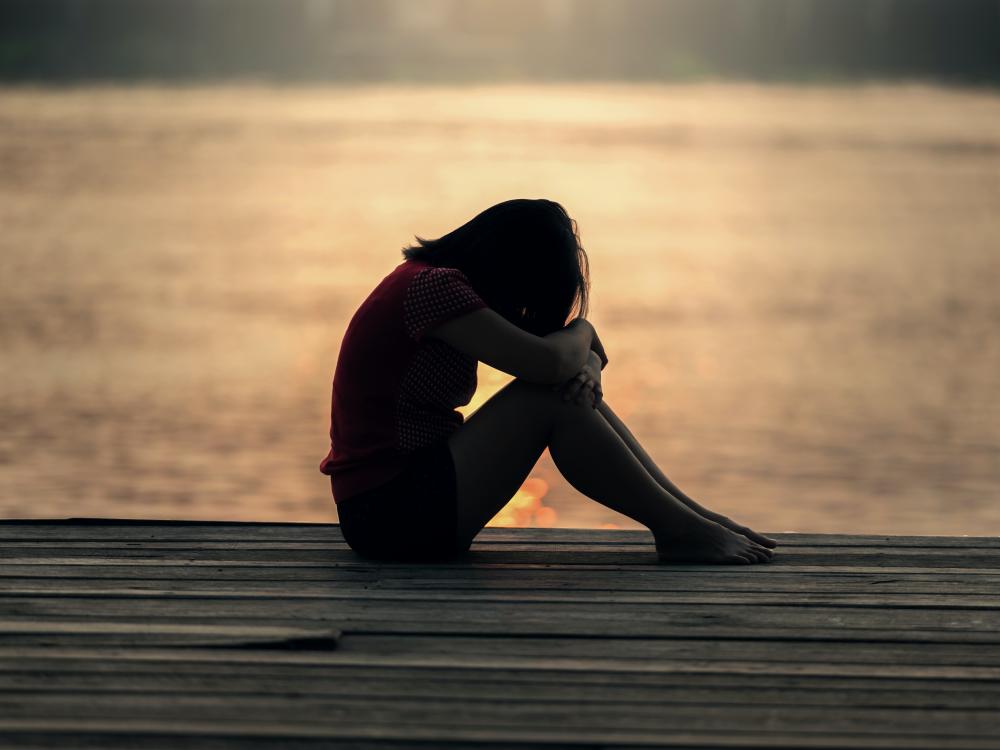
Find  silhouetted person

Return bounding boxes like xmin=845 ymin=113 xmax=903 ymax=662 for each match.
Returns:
xmin=320 ymin=198 xmax=776 ymax=563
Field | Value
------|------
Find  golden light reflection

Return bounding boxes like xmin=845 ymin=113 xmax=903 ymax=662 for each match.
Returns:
xmin=457 ymin=364 xmax=511 ymax=418
xmin=488 ymin=476 xmax=556 ymax=528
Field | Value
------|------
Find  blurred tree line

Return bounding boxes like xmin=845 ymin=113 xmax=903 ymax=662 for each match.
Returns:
xmin=1 ymin=0 xmax=997 ymax=84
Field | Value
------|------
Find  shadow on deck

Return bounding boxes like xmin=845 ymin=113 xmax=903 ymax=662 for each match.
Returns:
xmin=1 ymin=519 xmax=999 ymax=748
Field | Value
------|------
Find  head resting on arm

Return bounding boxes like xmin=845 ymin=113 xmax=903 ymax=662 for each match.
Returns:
xmin=401 ymin=198 xmax=590 ymax=336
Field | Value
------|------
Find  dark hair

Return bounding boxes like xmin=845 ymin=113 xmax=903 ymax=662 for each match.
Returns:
xmin=401 ymin=198 xmax=590 ymax=336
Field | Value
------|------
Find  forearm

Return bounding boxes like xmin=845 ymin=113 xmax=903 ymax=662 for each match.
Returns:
xmin=543 ymin=319 xmax=594 ymax=383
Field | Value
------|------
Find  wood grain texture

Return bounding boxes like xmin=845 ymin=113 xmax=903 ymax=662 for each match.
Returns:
xmin=1 ymin=519 xmax=998 ymax=749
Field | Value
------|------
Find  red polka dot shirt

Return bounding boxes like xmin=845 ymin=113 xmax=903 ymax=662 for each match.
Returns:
xmin=320 ymin=258 xmax=489 ymax=503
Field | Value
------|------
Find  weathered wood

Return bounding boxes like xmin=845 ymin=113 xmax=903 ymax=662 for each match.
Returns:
xmin=1 ymin=519 xmax=998 ymax=749
xmin=3 ymin=693 xmax=1000 ymax=737
xmin=5 ymin=575 xmax=1000 ymax=601
xmin=0 ymin=543 xmax=969 ymax=560
xmin=4 ymin=680 xmax=998 ymax=713
xmin=3 ymin=521 xmax=998 ymax=549
xmin=5 ymin=651 xmax=1000 ymax=693
xmin=1 ymin=719 xmax=997 ymax=750
xmin=10 ymin=636 xmax=1000 ymax=668
xmin=4 ymin=541 xmax=1000 ymax=560
xmin=5 ymin=560 xmax=1000 ymax=581
xmin=6 ymin=597 xmax=1000 ymax=643
xmin=4 ymin=582 xmax=1000 ymax=608
xmin=5 ymin=654 xmax=1000 ymax=686
xmin=4 ymin=567 xmax=1000 ymax=597
xmin=4 ymin=667 xmax=1000 ymax=711
xmin=6 ymin=643 xmax=1000 ymax=683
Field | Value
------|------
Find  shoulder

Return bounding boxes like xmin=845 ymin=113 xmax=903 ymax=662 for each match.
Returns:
xmin=404 ymin=263 xmax=481 ymax=303
xmin=401 ymin=264 xmax=488 ymax=342
xmin=404 ymin=261 xmax=469 ymax=281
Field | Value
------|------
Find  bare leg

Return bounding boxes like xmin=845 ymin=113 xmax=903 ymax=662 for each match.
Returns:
xmin=448 ymin=378 xmax=772 ymax=563
xmin=595 ymin=401 xmax=777 ymax=548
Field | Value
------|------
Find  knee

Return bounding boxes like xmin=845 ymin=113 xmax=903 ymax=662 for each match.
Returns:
xmin=507 ymin=377 xmax=559 ymax=402
xmin=507 ymin=377 xmax=589 ymax=416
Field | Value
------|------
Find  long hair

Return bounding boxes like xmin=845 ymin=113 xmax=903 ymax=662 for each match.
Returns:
xmin=401 ymin=199 xmax=590 ymax=336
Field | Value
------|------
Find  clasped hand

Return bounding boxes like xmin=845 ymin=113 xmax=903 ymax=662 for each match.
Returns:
xmin=553 ymin=349 xmax=604 ymax=408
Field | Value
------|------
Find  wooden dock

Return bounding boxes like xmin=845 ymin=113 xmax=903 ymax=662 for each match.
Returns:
xmin=1 ymin=519 xmax=999 ymax=748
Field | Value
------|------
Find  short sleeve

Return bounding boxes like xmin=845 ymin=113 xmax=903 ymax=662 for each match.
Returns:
xmin=403 ymin=266 xmax=488 ymax=342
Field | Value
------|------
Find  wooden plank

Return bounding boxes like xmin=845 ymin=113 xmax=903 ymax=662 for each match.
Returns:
xmin=2 ymin=719 xmax=998 ymax=750
xmin=3 ymin=608 xmax=1000 ymax=645
xmin=4 ymin=557 xmax=1000 ymax=577
xmin=5 ymin=644 xmax=1000 ymax=682
xmin=3 ymin=583 xmax=1000 ymax=609
xmin=4 ymin=689 xmax=1000 ymax=739
xmin=4 ymin=653 xmax=1000 ymax=685
xmin=1 ymin=646 xmax=999 ymax=680
xmin=4 ymin=651 xmax=1000 ymax=686
xmin=6 ymin=594 xmax=1000 ymax=630
xmin=4 ymin=568 xmax=1000 ymax=596
xmin=0 ymin=732 xmax=552 ymax=750
xmin=4 ymin=539 xmax=1000 ymax=557
xmin=2 ymin=694 xmax=999 ymax=741
xmin=4 ymin=542 xmax=1000 ymax=562
xmin=3 ymin=667 xmax=1000 ymax=710
xmin=4 ymin=556 xmax=1000 ymax=579
xmin=6 ymin=576 xmax=1000 ymax=601
xmin=2 ymin=521 xmax=998 ymax=549
xmin=8 ymin=636 xmax=1000 ymax=668
xmin=4 ymin=547 xmax=1000 ymax=578
xmin=338 ymin=633 xmax=1000 ymax=669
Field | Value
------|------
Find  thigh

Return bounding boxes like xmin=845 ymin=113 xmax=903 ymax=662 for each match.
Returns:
xmin=447 ymin=378 xmax=559 ymax=545
xmin=338 ymin=441 xmax=461 ymax=562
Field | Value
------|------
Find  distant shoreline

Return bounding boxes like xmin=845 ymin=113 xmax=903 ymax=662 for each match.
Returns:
xmin=1 ymin=78 xmax=999 ymax=93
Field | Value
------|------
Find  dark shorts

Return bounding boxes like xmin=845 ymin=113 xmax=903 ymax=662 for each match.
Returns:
xmin=335 ymin=439 xmax=469 ymax=562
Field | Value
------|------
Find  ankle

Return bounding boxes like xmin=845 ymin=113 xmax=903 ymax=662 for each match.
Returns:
xmin=653 ymin=515 xmax=714 ymax=545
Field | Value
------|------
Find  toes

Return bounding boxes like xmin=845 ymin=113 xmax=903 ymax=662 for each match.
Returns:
xmin=749 ymin=539 xmax=772 ymax=555
xmin=742 ymin=527 xmax=778 ymax=548
xmin=752 ymin=532 xmax=778 ymax=549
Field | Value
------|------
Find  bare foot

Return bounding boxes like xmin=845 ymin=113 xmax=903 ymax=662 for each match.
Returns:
xmin=655 ymin=520 xmax=774 ymax=564
xmin=702 ymin=512 xmax=778 ymax=549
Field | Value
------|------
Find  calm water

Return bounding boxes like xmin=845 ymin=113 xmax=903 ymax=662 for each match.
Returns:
xmin=1 ymin=83 xmax=999 ymax=534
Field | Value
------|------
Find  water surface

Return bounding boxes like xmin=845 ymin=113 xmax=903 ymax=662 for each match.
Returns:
xmin=2 ymin=83 xmax=998 ymax=534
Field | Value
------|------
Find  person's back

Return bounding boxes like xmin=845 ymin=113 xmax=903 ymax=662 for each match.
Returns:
xmin=320 ymin=258 xmax=487 ymax=503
